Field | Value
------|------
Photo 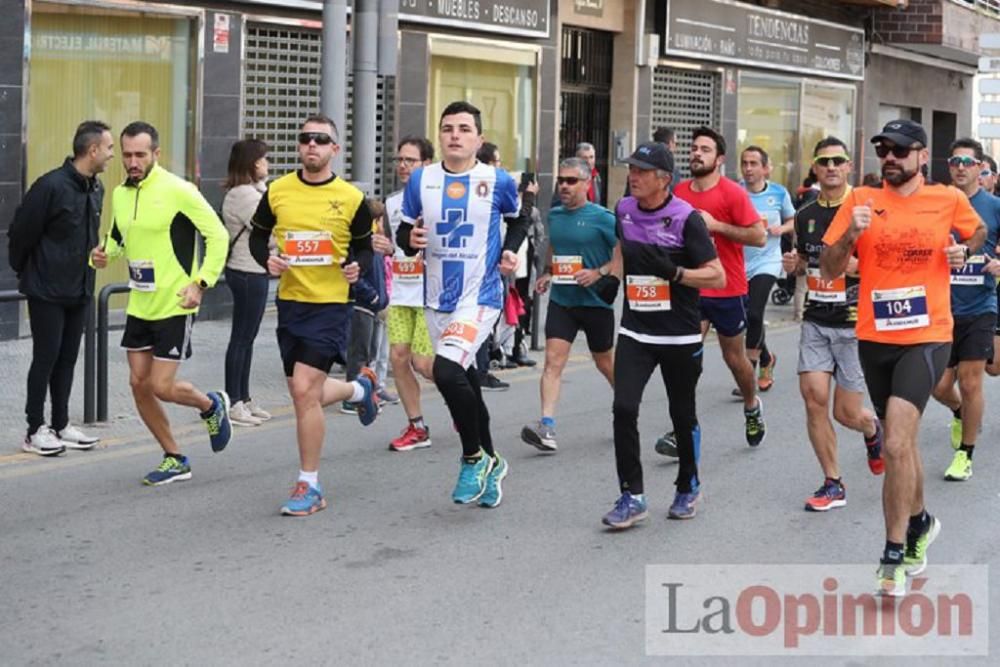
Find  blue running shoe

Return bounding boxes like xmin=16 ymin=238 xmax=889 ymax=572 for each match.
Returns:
xmin=668 ymin=489 xmax=701 ymax=520
xmin=203 ymin=391 xmax=232 ymax=453
xmin=602 ymin=492 xmax=648 ymax=530
xmin=452 ymin=451 xmax=494 ymax=504
xmin=143 ymin=454 xmax=191 ymax=486
xmin=351 ymin=368 xmax=380 ymax=427
xmin=478 ymin=454 xmax=509 ymax=508
xmin=281 ymin=481 xmax=327 ymax=516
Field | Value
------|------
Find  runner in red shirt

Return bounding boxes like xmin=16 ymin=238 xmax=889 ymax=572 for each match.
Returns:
xmin=654 ymin=127 xmax=767 ymax=455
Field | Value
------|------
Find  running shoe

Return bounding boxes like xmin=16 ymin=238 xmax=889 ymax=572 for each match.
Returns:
xmin=949 ymin=416 xmax=962 ymax=450
xmin=55 ymin=424 xmax=99 ymax=449
xmin=478 ymin=454 xmax=509 ymax=508
xmin=340 ymin=401 xmax=358 ymax=415
xmin=521 ymin=421 xmax=557 ymax=452
xmin=203 ymin=391 xmax=232 ymax=453
xmin=904 ymin=515 xmax=941 ymax=576
xmin=229 ymin=401 xmax=262 ymax=427
xmin=730 ymin=387 xmax=743 ymax=398
xmin=452 ymin=452 xmax=494 ymax=504
xmin=876 ymin=561 xmax=907 ymax=597
xmin=351 ymin=368 xmax=380 ymax=426
xmin=376 ymin=387 xmax=400 ymax=405
xmin=245 ymin=400 xmax=272 ymax=421
xmin=757 ymin=353 xmax=777 ymax=392
xmin=143 ymin=454 xmax=191 ymax=486
xmin=22 ymin=427 xmax=66 ymax=457
xmin=480 ymin=373 xmax=510 ymax=392
xmin=804 ymin=478 xmax=846 ymax=512
xmin=281 ymin=481 xmax=327 ymax=516
xmin=668 ymin=489 xmax=701 ymax=520
xmin=654 ymin=431 xmax=678 ymax=458
xmin=864 ymin=418 xmax=885 ymax=475
xmin=744 ymin=397 xmax=766 ymax=447
xmin=389 ymin=423 xmax=432 ymax=452
xmin=602 ymin=492 xmax=648 ymax=530
xmin=944 ymin=450 xmax=972 ymax=481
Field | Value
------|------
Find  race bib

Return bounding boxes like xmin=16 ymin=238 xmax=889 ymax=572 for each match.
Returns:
xmin=128 ymin=260 xmax=156 ymax=292
xmin=626 ymin=275 xmax=671 ymax=311
xmin=284 ymin=230 xmax=336 ymax=266
xmin=872 ymin=286 xmax=929 ymax=331
xmin=950 ymin=254 xmax=987 ymax=286
xmin=392 ymin=256 xmax=424 ymax=283
xmin=440 ymin=320 xmax=479 ymax=353
xmin=806 ymin=268 xmax=846 ymax=303
xmin=552 ymin=255 xmax=583 ymax=285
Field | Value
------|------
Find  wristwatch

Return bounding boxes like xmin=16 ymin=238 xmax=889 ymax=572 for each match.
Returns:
xmin=197 ymin=278 xmax=209 ymax=290
xmin=598 ymin=265 xmax=610 ymax=277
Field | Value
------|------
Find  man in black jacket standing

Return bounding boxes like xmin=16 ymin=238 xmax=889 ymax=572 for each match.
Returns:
xmin=7 ymin=120 xmax=114 ymax=456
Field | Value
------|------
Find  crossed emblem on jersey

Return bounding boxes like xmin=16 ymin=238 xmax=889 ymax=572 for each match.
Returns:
xmin=436 ymin=208 xmax=475 ymax=249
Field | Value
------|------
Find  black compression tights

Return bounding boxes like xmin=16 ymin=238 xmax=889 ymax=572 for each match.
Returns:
xmin=432 ymin=356 xmax=494 ymax=458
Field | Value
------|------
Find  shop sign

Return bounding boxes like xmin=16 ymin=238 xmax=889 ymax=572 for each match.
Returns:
xmin=400 ymin=0 xmax=550 ymax=38
xmin=32 ymin=31 xmax=175 ymax=61
xmin=574 ymin=0 xmax=602 ymax=18
xmin=213 ymin=14 xmax=230 ymax=54
xmin=663 ymin=0 xmax=864 ymax=81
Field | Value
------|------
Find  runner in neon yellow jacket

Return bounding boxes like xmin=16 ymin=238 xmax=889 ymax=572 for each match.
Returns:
xmin=100 ymin=163 xmax=228 ymax=320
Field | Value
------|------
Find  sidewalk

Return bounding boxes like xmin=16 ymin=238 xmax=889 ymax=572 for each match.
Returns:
xmin=0 ymin=294 xmax=802 ymax=455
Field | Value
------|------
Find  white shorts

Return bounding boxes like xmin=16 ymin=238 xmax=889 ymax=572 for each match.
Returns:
xmin=425 ymin=306 xmax=501 ymax=370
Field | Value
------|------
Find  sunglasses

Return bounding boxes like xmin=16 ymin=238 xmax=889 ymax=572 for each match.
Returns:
xmin=983 ymin=169 xmax=996 ymax=178
xmin=874 ymin=143 xmax=918 ymax=159
xmin=298 ymin=132 xmax=334 ymax=145
xmin=557 ymin=177 xmax=583 ymax=185
xmin=946 ymin=155 xmax=979 ymax=168
xmin=813 ymin=155 xmax=850 ymax=168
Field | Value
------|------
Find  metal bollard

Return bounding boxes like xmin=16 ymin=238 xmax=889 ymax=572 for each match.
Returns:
xmin=83 ymin=301 xmax=95 ymax=423
xmin=97 ymin=283 xmax=130 ymax=422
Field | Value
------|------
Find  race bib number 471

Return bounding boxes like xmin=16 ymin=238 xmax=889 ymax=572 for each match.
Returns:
xmin=872 ymin=286 xmax=929 ymax=331
xmin=285 ymin=231 xmax=336 ymax=266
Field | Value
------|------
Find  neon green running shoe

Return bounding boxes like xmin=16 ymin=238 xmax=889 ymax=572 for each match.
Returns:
xmin=944 ymin=450 xmax=972 ymax=481
xmin=876 ymin=561 xmax=906 ymax=597
xmin=949 ymin=417 xmax=962 ymax=451
xmin=903 ymin=516 xmax=942 ymax=576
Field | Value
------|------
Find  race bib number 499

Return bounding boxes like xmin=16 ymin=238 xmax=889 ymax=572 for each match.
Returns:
xmin=872 ymin=286 xmax=929 ymax=331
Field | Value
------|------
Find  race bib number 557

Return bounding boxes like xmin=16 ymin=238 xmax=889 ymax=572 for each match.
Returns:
xmin=284 ymin=230 xmax=336 ymax=266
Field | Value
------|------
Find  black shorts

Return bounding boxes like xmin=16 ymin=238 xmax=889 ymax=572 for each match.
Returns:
xmin=121 ymin=314 xmax=194 ymax=362
xmin=699 ymin=295 xmax=748 ymax=338
xmin=545 ymin=301 xmax=615 ymax=353
xmin=949 ymin=313 xmax=995 ymax=367
xmin=858 ymin=340 xmax=950 ymax=417
xmin=276 ymin=298 xmax=352 ymax=377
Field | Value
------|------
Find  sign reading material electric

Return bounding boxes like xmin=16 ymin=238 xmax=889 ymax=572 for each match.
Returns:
xmin=400 ymin=0 xmax=549 ymax=38
xmin=663 ymin=0 xmax=864 ymax=81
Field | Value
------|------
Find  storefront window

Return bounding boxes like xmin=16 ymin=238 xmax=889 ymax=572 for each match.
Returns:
xmin=428 ymin=39 xmax=537 ymax=173
xmin=737 ymin=75 xmax=800 ymax=189
xmin=800 ymin=83 xmax=854 ymax=169
xmin=27 ymin=3 xmax=197 ymax=291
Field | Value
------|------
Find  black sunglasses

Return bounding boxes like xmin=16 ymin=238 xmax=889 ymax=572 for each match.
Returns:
xmin=298 ymin=132 xmax=334 ymax=146
xmin=557 ymin=177 xmax=583 ymax=185
xmin=813 ymin=155 xmax=850 ymax=168
xmin=874 ymin=143 xmax=918 ymax=159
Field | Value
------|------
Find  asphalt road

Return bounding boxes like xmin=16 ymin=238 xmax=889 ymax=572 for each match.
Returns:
xmin=2 ymin=324 xmax=998 ymax=666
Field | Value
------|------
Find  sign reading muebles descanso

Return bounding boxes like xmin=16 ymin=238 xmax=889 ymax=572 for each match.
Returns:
xmin=400 ymin=0 xmax=549 ymax=38
xmin=663 ymin=0 xmax=864 ymax=81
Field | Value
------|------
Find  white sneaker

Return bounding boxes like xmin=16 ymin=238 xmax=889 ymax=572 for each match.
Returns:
xmin=23 ymin=427 xmax=66 ymax=457
xmin=229 ymin=401 xmax=262 ymax=427
xmin=245 ymin=400 xmax=272 ymax=421
xmin=56 ymin=424 xmax=99 ymax=450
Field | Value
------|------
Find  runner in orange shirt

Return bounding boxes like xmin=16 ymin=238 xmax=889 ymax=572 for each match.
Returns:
xmin=821 ymin=120 xmax=984 ymax=596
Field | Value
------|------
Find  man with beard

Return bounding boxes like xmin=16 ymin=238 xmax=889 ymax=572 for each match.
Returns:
xmin=781 ymin=136 xmax=884 ymax=513
xmin=655 ymin=127 xmax=767 ymax=458
xmin=250 ymin=115 xmax=380 ymax=516
xmin=930 ymin=138 xmax=1000 ymax=481
xmin=91 ymin=121 xmax=234 ymax=485
xmin=821 ymin=120 xmax=984 ymax=596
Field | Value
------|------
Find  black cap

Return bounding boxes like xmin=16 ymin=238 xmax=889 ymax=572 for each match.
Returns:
xmin=871 ymin=119 xmax=927 ymax=149
xmin=624 ymin=142 xmax=674 ymax=173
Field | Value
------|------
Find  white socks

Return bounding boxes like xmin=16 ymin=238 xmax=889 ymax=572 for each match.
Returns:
xmin=298 ymin=470 xmax=319 ymax=489
xmin=348 ymin=381 xmax=366 ymax=403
